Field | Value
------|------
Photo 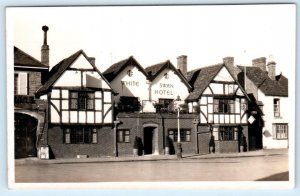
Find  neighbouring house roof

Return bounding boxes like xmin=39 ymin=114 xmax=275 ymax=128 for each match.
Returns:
xmin=36 ymin=49 xmax=113 ymax=97
xmin=145 ymin=60 xmax=192 ymax=90
xmin=103 ymin=56 xmax=148 ymax=82
xmin=14 ymin=46 xmax=48 ymax=69
xmin=237 ymin=66 xmax=288 ymax=97
xmin=186 ymin=64 xmax=223 ymax=101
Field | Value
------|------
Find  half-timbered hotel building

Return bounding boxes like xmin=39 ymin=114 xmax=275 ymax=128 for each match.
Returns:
xmin=13 ymin=26 xmax=289 ymax=159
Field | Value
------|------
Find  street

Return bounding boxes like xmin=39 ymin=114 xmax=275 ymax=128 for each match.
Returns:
xmin=15 ymin=154 xmax=288 ymax=182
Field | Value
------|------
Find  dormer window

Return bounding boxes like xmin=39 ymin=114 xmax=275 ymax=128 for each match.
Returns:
xmin=274 ymin=98 xmax=280 ymax=117
xmin=127 ymin=70 xmax=133 ymax=77
xmin=164 ymin=73 xmax=169 ymax=79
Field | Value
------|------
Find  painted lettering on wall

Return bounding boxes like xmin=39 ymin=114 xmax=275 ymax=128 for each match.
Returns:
xmin=154 ymin=83 xmax=174 ymax=95
xmin=121 ymin=81 xmax=139 ymax=87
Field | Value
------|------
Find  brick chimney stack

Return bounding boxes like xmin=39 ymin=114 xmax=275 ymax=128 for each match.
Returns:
xmin=41 ymin=25 xmax=49 ymax=66
xmin=223 ymin=56 xmax=234 ymax=67
xmin=88 ymin=57 xmax=96 ymax=66
xmin=267 ymin=61 xmax=276 ymax=80
xmin=252 ymin=57 xmax=266 ymax=71
xmin=177 ymin=55 xmax=187 ymax=78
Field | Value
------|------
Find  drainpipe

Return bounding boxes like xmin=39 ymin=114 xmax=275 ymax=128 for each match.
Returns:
xmin=193 ymin=118 xmax=199 ymax=154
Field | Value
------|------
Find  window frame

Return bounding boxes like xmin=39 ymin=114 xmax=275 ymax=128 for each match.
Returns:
xmin=69 ymin=91 xmax=95 ymax=111
xmin=168 ymin=129 xmax=191 ymax=142
xmin=217 ymin=126 xmax=238 ymax=141
xmin=273 ymin=123 xmax=288 ymax=140
xmin=213 ymin=98 xmax=235 ymax=114
xmin=117 ymin=129 xmax=131 ymax=143
xmin=64 ymin=127 xmax=97 ymax=144
xmin=274 ymin=98 xmax=280 ymax=117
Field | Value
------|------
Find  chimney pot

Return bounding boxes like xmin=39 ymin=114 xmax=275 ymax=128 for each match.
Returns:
xmin=252 ymin=57 xmax=266 ymax=71
xmin=177 ymin=55 xmax=187 ymax=78
xmin=41 ymin=25 xmax=49 ymax=66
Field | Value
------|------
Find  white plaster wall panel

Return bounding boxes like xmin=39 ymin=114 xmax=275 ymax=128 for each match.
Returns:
xmin=50 ymin=105 xmax=60 ymax=123
xmin=103 ymin=104 xmax=111 ymax=115
xmin=110 ymin=65 xmax=149 ymax=102
xmin=230 ymin=115 xmax=235 ymax=123
xmin=219 ymin=114 xmax=224 ymax=124
xmin=235 ymin=98 xmax=240 ymax=113
xmin=84 ymin=72 xmax=110 ymax=89
xmin=200 ymin=113 xmax=207 ymax=123
xmin=214 ymin=114 xmax=219 ymax=123
xmin=51 ymin=100 xmax=60 ymax=111
xmin=62 ymin=111 xmax=69 ymax=123
xmin=104 ymin=91 xmax=111 ymax=103
xmin=188 ymin=103 xmax=193 ymax=113
xmin=200 ymin=105 xmax=207 ymax=116
xmin=235 ymin=115 xmax=240 ymax=123
xmin=225 ymin=115 xmax=229 ymax=123
xmin=95 ymin=92 xmax=102 ymax=98
xmin=200 ymin=97 xmax=206 ymax=105
xmin=54 ymin=70 xmax=81 ymax=87
xmin=208 ymin=104 xmax=213 ymax=113
xmin=40 ymin=95 xmax=47 ymax=100
xmin=207 ymin=97 xmax=213 ymax=104
xmin=241 ymin=114 xmax=247 ymax=123
xmin=236 ymin=88 xmax=244 ymax=96
xmin=70 ymin=54 xmax=92 ymax=69
xmin=51 ymin=89 xmax=60 ymax=98
xmin=95 ymin=112 xmax=102 ymax=123
xmin=202 ymin=87 xmax=212 ymax=95
xmin=95 ymin=99 xmax=102 ymax=110
xmin=213 ymin=127 xmax=219 ymax=140
xmin=151 ymin=69 xmax=189 ymax=102
xmin=213 ymin=67 xmax=234 ymax=82
xmin=209 ymin=83 xmax=223 ymax=94
xmin=87 ymin=112 xmax=94 ymax=123
xmin=62 ymin=90 xmax=68 ymax=98
xmin=70 ymin=111 xmax=78 ymax=123
xmin=104 ymin=111 xmax=112 ymax=123
xmin=78 ymin=111 xmax=86 ymax=123
xmin=61 ymin=100 xmax=68 ymax=110
xmin=208 ymin=114 xmax=213 ymax=123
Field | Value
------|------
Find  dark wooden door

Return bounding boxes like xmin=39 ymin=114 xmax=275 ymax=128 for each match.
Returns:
xmin=143 ymin=127 xmax=154 ymax=155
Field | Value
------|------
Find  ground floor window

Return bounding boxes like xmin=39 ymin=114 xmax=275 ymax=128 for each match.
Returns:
xmin=117 ymin=129 xmax=130 ymax=143
xmin=213 ymin=126 xmax=238 ymax=141
xmin=273 ymin=123 xmax=288 ymax=139
xmin=64 ymin=128 xmax=97 ymax=144
xmin=168 ymin=129 xmax=191 ymax=142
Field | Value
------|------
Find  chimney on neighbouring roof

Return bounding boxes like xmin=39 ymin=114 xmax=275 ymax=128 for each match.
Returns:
xmin=41 ymin=25 xmax=49 ymax=66
xmin=177 ymin=55 xmax=187 ymax=78
xmin=223 ymin=56 xmax=234 ymax=67
xmin=88 ymin=57 xmax=96 ymax=66
xmin=267 ymin=61 xmax=276 ymax=80
xmin=252 ymin=57 xmax=266 ymax=71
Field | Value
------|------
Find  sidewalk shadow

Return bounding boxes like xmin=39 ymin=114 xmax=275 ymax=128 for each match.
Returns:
xmin=256 ymin=171 xmax=289 ymax=181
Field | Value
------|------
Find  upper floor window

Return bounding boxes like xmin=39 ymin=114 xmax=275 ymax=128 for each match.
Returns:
xmin=213 ymin=99 xmax=235 ymax=114
xmin=70 ymin=91 xmax=94 ymax=111
xmin=274 ymin=99 xmax=280 ymax=117
xmin=14 ymin=72 xmax=28 ymax=95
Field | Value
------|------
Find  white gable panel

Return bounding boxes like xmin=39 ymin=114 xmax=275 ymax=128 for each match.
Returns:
xmin=50 ymin=105 xmax=60 ymax=123
xmin=214 ymin=67 xmax=234 ymax=82
xmin=83 ymin=72 xmax=110 ymax=89
xmin=54 ymin=70 xmax=81 ymax=87
xmin=70 ymin=54 xmax=92 ymax=69
xmin=236 ymin=88 xmax=244 ymax=96
xmin=203 ymin=87 xmax=212 ymax=95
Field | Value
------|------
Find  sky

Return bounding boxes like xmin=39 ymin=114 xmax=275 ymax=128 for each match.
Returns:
xmin=8 ymin=5 xmax=295 ymax=76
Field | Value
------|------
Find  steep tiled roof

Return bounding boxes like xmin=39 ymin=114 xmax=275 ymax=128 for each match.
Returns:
xmin=36 ymin=50 xmax=113 ymax=96
xmin=145 ymin=60 xmax=192 ymax=90
xmin=238 ymin=66 xmax=288 ymax=97
xmin=14 ymin=46 xmax=48 ymax=68
xmin=186 ymin=64 xmax=223 ymax=101
xmin=103 ymin=56 xmax=148 ymax=82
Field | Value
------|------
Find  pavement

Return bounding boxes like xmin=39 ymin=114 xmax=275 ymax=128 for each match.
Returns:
xmin=15 ymin=148 xmax=288 ymax=165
